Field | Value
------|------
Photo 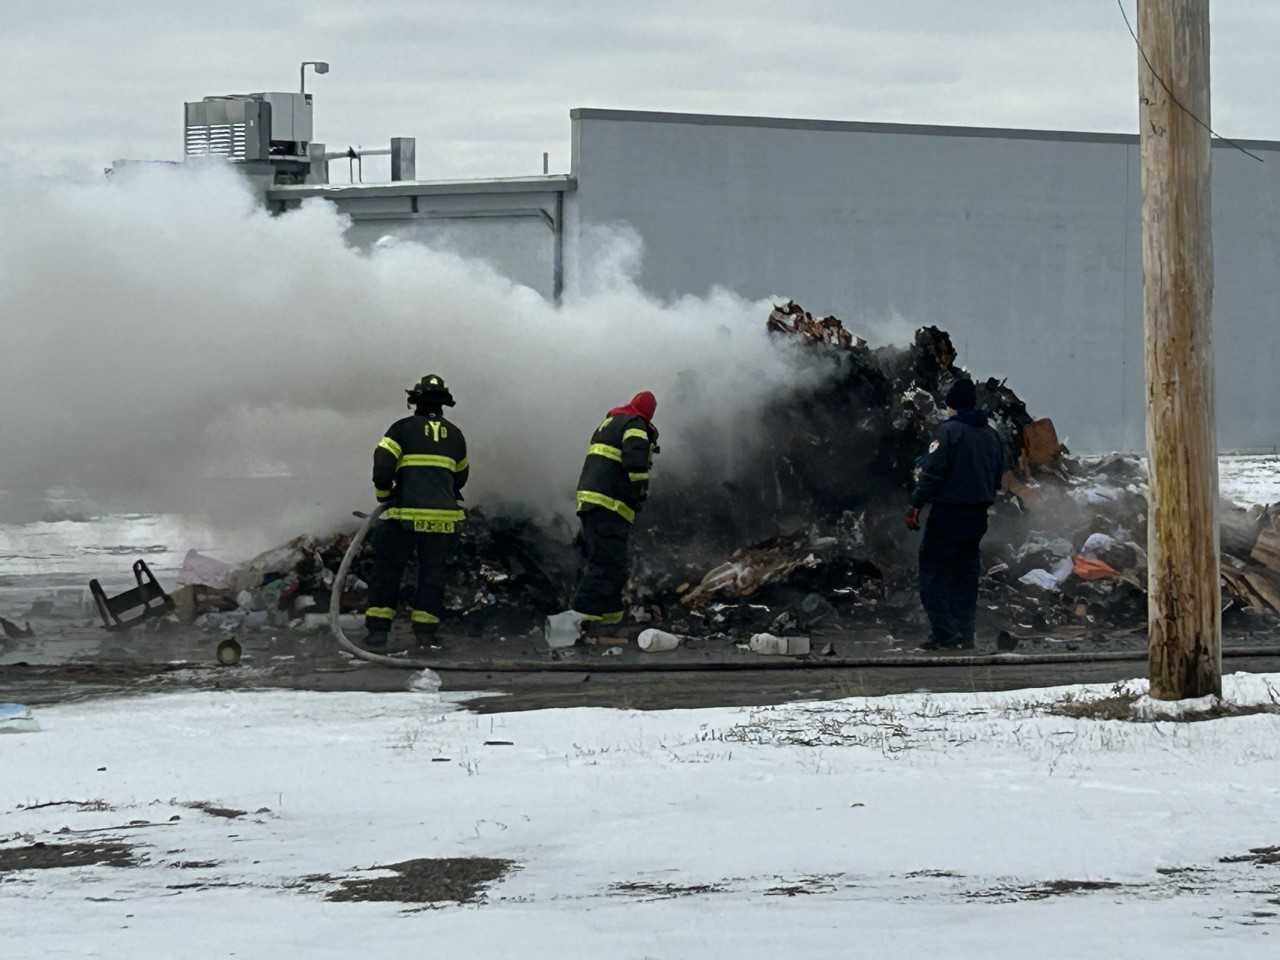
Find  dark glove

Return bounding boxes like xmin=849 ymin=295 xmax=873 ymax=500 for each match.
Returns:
xmin=633 ymin=480 xmax=650 ymax=504
xmin=904 ymin=507 xmax=921 ymax=531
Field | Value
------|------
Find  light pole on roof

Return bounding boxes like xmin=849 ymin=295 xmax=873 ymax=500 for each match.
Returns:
xmin=300 ymin=60 xmax=330 ymax=95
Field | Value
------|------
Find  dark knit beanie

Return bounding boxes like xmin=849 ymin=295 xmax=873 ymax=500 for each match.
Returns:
xmin=945 ymin=378 xmax=977 ymax=410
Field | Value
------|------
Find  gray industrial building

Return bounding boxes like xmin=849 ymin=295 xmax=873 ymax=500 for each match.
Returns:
xmin=264 ymin=108 xmax=1280 ymax=454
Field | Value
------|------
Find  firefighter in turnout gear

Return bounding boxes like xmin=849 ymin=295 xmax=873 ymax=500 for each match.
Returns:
xmin=905 ymin=377 xmax=1004 ymax=651
xmin=364 ymin=374 xmax=469 ymax=650
xmin=571 ymin=391 xmax=659 ymax=628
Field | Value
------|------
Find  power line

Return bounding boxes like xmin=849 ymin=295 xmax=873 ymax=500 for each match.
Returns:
xmin=1116 ymin=0 xmax=1263 ymax=163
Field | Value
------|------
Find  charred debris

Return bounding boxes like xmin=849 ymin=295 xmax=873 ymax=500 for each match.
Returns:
xmin=173 ymin=301 xmax=1279 ymax=646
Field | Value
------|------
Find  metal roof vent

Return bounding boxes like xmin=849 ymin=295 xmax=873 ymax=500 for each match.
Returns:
xmin=184 ymin=92 xmax=313 ymax=164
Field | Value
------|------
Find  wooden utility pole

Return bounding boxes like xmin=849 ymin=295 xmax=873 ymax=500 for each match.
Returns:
xmin=1138 ymin=0 xmax=1222 ymax=699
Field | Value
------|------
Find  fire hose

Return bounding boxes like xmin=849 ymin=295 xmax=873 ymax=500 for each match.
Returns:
xmin=330 ymin=506 xmax=1280 ymax=675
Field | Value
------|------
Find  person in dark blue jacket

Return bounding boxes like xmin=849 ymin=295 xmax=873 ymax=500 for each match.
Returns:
xmin=905 ymin=378 xmax=1004 ymax=650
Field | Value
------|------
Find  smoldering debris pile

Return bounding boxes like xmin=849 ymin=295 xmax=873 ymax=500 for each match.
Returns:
xmin=175 ymin=300 xmax=1280 ymax=645
xmin=173 ymin=514 xmax=580 ymax=637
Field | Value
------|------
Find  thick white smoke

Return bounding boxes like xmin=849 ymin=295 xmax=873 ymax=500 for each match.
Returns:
xmin=0 ymin=163 xmax=822 ymax=548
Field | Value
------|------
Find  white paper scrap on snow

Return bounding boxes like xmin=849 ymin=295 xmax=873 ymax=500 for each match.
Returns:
xmin=0 ymin=702 xmax=39 ymax=733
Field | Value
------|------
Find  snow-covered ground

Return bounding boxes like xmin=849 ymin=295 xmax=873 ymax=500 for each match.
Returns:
xmin=1220 ymin=454 xmax=1280 ymax=508
xmin=3 ymin=677 xmax=1280 ymax=958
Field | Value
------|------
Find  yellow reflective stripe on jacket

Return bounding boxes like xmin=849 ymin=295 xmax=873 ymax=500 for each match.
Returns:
xmin=365 ymin=606 xmax=395 ymax=620
xmin=575 ymin=490 xmax=636 ymax=523
xmin=374 ymin=486 xmax=392 ymax=499
xmin=377 ymin=436 xmax=402 ymax=459
xmin=628 ymin=472 xmax=649 ymax=482
xmin=455 ymin=456 xmax=468 ymax=473
xmin=577 ymin=609 xmax=624 ymax=624
xmin=622 ymin=428 xmax=649 ymax=442
xmin=410 ymin=609 xmax=440 ymax=625
xmin=397 ymin=454 xmax=461 ymax=471
xmin=384 ymin=507 xmax=466 ymax=522
xmin=587 ymin=443 xmax=622 ymax=463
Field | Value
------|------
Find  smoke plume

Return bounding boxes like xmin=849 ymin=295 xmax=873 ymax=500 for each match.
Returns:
xmin=0 ymin=163 xmax=821 ymax=549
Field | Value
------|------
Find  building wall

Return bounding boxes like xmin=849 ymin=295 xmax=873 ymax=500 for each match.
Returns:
xmin=269 ymin=179 xmax=569 ymax=301
xmin=568 ymin=110 xmax=1280 ymax=453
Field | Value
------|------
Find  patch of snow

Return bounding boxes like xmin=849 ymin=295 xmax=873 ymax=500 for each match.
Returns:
xmin=1220 ymin=454 xmax=1280 ymax=507
xmin=2 ymin=677 xmax=1279 ymax=957
xmin=1131 ymin=694 xmax=1222 ymax=720
xmin=0 ymin=702 xmax=38 ymax=734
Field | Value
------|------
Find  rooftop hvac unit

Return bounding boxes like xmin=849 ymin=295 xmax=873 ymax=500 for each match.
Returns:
xmin=184 ymin=92 xmax=313 ymax=163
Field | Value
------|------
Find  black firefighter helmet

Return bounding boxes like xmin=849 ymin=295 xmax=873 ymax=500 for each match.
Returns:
xmin=406 ymin=373 xmax=456 ymax=408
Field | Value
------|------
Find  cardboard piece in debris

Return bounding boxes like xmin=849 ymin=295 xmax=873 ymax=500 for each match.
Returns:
xmin=176 ymin=550 xmax=236 ymax=590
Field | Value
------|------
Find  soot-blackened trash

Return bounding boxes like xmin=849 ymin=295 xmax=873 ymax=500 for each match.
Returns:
xmin=176 ymin=301 xmax=1280 ymax=648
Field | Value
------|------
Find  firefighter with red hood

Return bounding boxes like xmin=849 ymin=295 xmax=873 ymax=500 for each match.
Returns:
xmin=571 ymin=390 xmax=659 ymax=628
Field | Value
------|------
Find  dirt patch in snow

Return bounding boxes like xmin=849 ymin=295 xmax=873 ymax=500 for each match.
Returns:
xmin=764 ymin=875 xmax=844 ymax=896
xmin=609 ymin=879 xmax=730 ymax=900
xmin=1051 ymin=695 xmax=1280 ymax=723
xmin=968 ymin=879 xmax=1131 ymax=902
xmin=324 ymin=857 xmax=517 ymax=904
xmin=12 ymin=799 xmax=114 ymax=813
xmin=182 ymin=801 xmax=249 ymax=819
xmin=1221 ymin=846 xmax=1280 ymax=867
xmin=166 ymin=880 xmax=250 ymax=892
xmin=0 ymin=841 xmax=139 ymax=873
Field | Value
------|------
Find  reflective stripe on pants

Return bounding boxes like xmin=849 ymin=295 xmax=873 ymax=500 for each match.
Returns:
xmin=575 ymin=489 xmax=635 ymax=523
xmin=571 ymin=507 xmax=631 ymax=622
xmin=364 ymin=521 xmax=454 ymax=631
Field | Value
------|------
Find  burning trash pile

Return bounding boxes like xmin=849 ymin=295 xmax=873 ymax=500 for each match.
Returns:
xmin=174 ymin=300 xmax=1280 ymax=647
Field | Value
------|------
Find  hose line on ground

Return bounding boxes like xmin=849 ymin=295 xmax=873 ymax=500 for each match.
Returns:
xmin=330 ymin=508 xmax=1280 ymax=674
xmin=329 ymin=503 xmax=448 ymax=677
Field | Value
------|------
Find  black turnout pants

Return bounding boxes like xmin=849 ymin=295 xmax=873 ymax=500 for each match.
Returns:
xmin=571 ymin=508 xmax=631 ymax=623
xmin=365 ymin=520 xmax=453 ymax=634
xmin=918 ymin=503 xmax=989 ymax=646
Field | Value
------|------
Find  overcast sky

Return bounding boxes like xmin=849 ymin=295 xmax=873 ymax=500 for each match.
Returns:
xmin=4 ymin=1 xmax=1279 ymax=181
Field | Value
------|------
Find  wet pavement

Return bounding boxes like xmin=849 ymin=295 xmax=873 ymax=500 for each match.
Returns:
xmin=4 ymin=616 xmax=1280 ymax=714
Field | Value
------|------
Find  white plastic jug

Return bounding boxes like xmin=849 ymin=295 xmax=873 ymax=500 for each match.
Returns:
xmin=637 ymin=628 xmax=682 ymax=652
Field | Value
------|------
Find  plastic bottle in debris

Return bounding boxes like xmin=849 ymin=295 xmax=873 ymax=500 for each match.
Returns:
xmin=748 ymin=633 xmax=811 ymax=656
xmin=637 ymin=628 xmax=681 ymax=652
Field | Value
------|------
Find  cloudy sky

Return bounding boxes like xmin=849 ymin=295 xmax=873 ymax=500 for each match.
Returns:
xmin=4 ymin=1 xmax=1279 ymax=181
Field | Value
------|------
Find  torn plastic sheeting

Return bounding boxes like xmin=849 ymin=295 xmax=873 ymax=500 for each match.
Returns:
xmin=1018 ymin=569 xmax=1061 ymax=591
xmin=1073 ymin=556 xmax=1119 ymax=581
xmin=1069 ymin=484 xmax=1128 ymax=506
xmin=1014 ymin=535 xmax=1073 ymax=563
xmin=176 ymin=549 xmax=236 ymax=590
xmin=681 ymin=546 xmax=822 ymax=608
xmin=1018 ymin=558 xmax=1073 ymax=592
xmin=1079 ymin=533 xmax=1117 ymax=558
